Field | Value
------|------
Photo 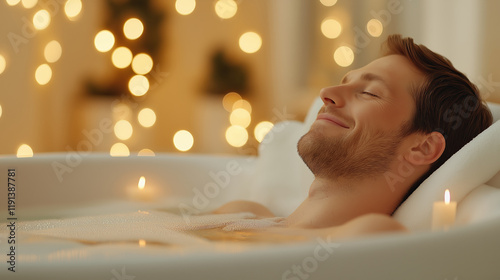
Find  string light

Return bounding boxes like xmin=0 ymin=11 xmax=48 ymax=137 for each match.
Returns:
xmin=64 ymin=0 xmax=83 ymax=20
xmin=232 ymin=99 xmax=252 ymax=114
xmin=239 ymin=32 xmax=262 ymax=54
xmin=321 ymin=18 xmax=342 ymax=39
xmin=123 ymin=18 xmax=144 ymax=40
xmin=319 ymin=0 xmax=337 ymax=6
xmin=44 ymin=40 xmax=62 ymax=63
xmin=173 ymin=130 xmax=194 ymax=152
xmin=111 ymin=46 xmax=133 ymax=69
xmin=138 ymin=149 xmax=155 ymax=156
xmin=225 ymin=125 xmax=248 ymax=147
xmin=35 ymin=64 xmax=52 ymax=85
xmin=128 ymin=75 xmax=149 ymax=96
xmin=17 ymin=144 xmax=34 ymax=158
xmin=33 ymin=9 xmax=51 ymax=30
xmin=138 ymin=108 xmax=156 ymax=128
xmin=333 ymin=46 xmax=354 ymax=67
xmin=6 ymin=0 xmax=21 ymax=6
xmin=94 ymin=30 xmax=115 ymax=52
xmin=229 ymin=108 xmax=251 ymax=128
xmin=222 ymin=92 xmax=241 ymax=112
xmin=366 ymin=19 xmax=383 ymax=37
xmin=21 ymin=0 xmax=37 ymax=9
xmin=131 ymin=53 xmax=153 ymax=75
xmin=214 ymin=0 xmax=238 ymax=19
xmin=110 ymin=143 xmax=130 ymax=157
xmin=0 ymin=54 xmax=6 ymax=75
xmin=114 ymin=120 xmax=133 ymax=140
xmin=175 ymin=0 xmax=196 ymax=15
xmin=254 ymin=121 xmax=274 ymax=143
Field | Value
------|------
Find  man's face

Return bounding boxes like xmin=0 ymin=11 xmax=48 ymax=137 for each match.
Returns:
xmin=298 ymin=54 xmax=426 ymax=180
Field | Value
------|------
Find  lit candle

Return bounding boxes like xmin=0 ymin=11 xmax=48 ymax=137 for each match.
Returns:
xmin=126 ymin=176 xmax=156 ymax=202
xmin=432 ymin=189 xmax=457 ymax=231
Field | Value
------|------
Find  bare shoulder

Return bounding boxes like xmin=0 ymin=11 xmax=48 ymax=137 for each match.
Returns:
xmin=317 ymin=213 xmax=408 ymax=240
xmin=344 ymin=213 xmax=408 ymax=233
xmin=212 ymin=200 xmax=275 ymax=218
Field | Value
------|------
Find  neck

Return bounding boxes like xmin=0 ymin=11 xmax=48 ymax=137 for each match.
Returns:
xmin=286 ymin=174 xmax=406 ymax=228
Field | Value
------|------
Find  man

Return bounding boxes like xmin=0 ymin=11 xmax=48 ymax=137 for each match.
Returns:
xmin=214 ymin=34 xmax=492 ymax=237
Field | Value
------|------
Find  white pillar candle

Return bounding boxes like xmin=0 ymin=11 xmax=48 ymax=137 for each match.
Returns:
xmin=432 ymin=189 xmax=457 ymax=231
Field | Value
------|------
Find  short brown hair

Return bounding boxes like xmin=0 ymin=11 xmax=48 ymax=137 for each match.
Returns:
xmin=382 ymin=34 xmax=493 ymax=201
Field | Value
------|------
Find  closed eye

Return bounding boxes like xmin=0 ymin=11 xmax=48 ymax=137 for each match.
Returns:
xmin=362 ymin=91 xmax=379 ymax=98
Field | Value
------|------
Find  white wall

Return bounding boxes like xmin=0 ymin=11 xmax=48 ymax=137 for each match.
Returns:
xmin=0 ymin=0 xmax=498 ymax=156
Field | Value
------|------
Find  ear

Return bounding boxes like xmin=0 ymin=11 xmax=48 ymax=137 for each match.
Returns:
xmin=404 ymin=131 xmax=446 ymax=166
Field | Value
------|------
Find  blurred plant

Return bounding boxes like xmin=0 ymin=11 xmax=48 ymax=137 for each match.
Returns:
xmin=204 ymin=48 xmax=249 ymax=96
xmin=86 ymin=0 xmax=166 ymax=97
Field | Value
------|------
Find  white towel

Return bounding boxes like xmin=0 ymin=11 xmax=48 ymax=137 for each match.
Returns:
xmin=394 ymin=120 xmax=500 ymax=231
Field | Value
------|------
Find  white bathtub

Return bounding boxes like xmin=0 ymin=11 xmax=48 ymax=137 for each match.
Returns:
xmin=1 ymin=153 xmax=500 ymax=280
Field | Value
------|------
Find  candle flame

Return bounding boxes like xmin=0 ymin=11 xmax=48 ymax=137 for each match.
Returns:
xmin=139 ymin=239 xmax=146 ymax=247
xmin=444 ymin=189 xmax=450 ymax=204
xmin=138 ymin=176 xmax=146 ymax=190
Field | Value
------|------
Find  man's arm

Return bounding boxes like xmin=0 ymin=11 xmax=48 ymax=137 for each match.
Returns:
xmin=212 ymin=200 xmax=275 ymax=218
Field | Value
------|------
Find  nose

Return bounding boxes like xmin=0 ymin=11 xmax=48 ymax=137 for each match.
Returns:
xmin=319 ymin=86 xmax=345 ymax=107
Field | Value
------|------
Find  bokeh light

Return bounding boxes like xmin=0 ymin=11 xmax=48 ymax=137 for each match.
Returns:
xmin=254 ymin=121 xmax=274 ymax=143
xmin=230 ymin=108 xmax=251 ymax=128
xmin=112 ymin=102 xmax=132 ymax=120
xmin=123 ymin=18 xmax=144 ymax=40
xmin=17 ymin=144 xmax=33 ymax=158
xmin=321 ymin=18 xmax=342 ymax=39
xmin=320 ymin=0 xmax=337 ymax=6
xmin=64 ymin=0 xmax=82 ymax=20
xmin=215 ymin=0 xmax=237 ymax=19
xmin=111 ymin=46 xmax=133 ymax=69
xmin=225 ymin=125 xmax=248 ymax=147
xmin=110 ymin=143 xmax=130 ymax=157
xmin=0 ymin=55 xmax=6 ymax=75
xmin=131 ymin=53 xmax=153 ymax=75
xmin=333 ymin=46 xmax=354 ymax=67
xmin=173 ymin=130 xmax=194 ymax=152
xmin=114 ymin=120 xmax=133 ymax=140
xmin=138 ymin=148 xmax=155 ymax=156
xmin=128 ymin=75 xmax=150 ymax=97
xmin=232 ymin=99 xmax=252 ymax=114
xmin=35 ymin=64 xmax=52 ymax=85
xmin=0 ymin=104 xmax=3 ymax=119
xmin=6 ymin=0 xmax=21 ymax=6
xmin=175 ymin=0 xmax=196 ymax=15
xmin=94 ymin=30 xmax=115 ymax=52
xmin=239 ymin=32 xmax=262 ymax=54
xmin=21 ymin=0 xmax=37 ymax=9
xmin=33 ymin=9 xmax=51 ymax=30
xmin=138 ymin=108 xmax=156 ymax=128
xmin=366 ymin=18 xmax=383 ymax=37
xmin=222 ymin=92 xmax=241 ymax=112
xmin=44 ymin=40 xmax=62 ymax=63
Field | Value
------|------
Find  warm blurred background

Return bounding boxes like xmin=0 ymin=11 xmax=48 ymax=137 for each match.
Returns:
xmin=0 ymin=0 xmax=499 ymax=157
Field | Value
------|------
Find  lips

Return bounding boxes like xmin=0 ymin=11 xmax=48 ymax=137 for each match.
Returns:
xmin=316 ymin=113 xmax=350 ymax=128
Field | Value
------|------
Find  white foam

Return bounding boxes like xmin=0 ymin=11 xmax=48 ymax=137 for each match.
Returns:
xmin=8 ymin=210 xmax=284 ymax=247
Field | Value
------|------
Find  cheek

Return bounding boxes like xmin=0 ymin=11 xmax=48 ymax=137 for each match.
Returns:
xmin=356 ymin=103 xmax=412 ymax=132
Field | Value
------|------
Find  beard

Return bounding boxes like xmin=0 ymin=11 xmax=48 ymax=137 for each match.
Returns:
xmin=297 ymin=123 xmax=407 ymax=181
